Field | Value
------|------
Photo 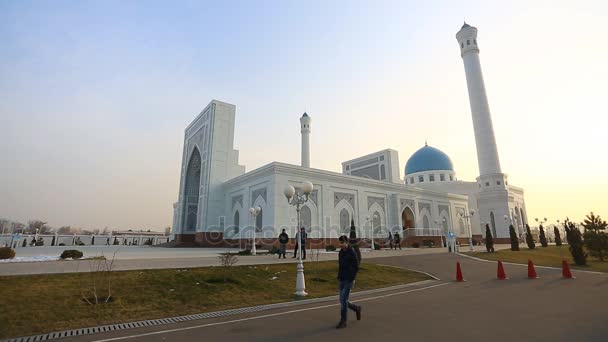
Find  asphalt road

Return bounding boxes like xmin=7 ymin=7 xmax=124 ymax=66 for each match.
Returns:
xmin=34 ymin=253 xmax=608 ymax=342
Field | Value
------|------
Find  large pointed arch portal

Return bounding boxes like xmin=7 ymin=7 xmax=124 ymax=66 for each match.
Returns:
xmin=182 ymin=149 xmax=201 ymax=232
xmin=401 ymin=207 xmax=415 ymax=231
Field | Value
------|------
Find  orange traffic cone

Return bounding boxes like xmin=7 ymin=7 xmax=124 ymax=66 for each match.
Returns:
xmin=497 ymin=260 xmax=508 ymax=280
xmin=527 ymin=259 xmax=539 ymax=279
xmin=562 ymin=258 xmax=575 ymax=279
xmin=456 ymin=262 xmax=465 ymax=282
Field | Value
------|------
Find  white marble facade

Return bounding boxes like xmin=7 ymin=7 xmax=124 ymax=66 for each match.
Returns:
xmin=173 ymin=100 xmax=471 ymax=243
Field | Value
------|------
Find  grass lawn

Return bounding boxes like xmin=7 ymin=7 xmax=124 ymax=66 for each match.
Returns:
xmin=0 ymin=260 xmax=429 ymax=339
xmin=466 ymin=245 xmax=608 ymax=273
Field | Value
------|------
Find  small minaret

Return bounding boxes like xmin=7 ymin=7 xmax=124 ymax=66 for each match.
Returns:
xmin=456 ymin=22 xmax=502 ymax=176
xmin=300 ymin=113 xmax=311 ymax=168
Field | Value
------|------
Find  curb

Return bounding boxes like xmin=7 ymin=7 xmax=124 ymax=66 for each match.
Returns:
xmin=0 ymin=279 xmax=438 ymax=342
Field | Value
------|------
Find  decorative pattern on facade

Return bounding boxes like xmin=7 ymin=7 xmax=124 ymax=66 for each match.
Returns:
xmin=438 ymin=204 xmax=449 ymax=216
xmin=251 ymin=188 xmax=267 ymax=206
xmin=334 ymin=192 xmax=355 ymax=208
xmin=296 ymin=188 xmax=318 ymax=207
xmin=400 ymin=199 xmax=415 ymax=212
xmin=231 ymin=195 xmax=243 ymax=209
xmin=418 ymin=202 xmax=432 ymax=214
xmin=367 ymin=196 xmax=386 ymax=212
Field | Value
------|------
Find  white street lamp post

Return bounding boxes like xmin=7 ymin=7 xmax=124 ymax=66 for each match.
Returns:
xmin=249 ymin=206 xmax=261 ymax=256
xmin=459 ymin=210 xmax=475 ymax=252
xmin=366 ymin=213 xmax=378 ymax=251
xmin=284 ymin=181 xmax=313 ymax=297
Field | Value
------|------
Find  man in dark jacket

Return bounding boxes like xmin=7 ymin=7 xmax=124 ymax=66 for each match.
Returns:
xmin=278 ymin=229 xmax=289 ymax=259
xmin=394 ymin=232 xmax=402 ymax=250
xmin=336 ymin=235 xmax=361 ymax=329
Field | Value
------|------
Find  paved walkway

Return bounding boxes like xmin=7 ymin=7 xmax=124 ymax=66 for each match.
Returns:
xmin=49 ymin=252 xmax=607 ymax=342
xmin=0 ymin=245 xmax=508 ymax=276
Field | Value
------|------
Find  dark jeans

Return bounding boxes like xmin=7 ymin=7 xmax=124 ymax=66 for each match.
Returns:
xmin=279 ymin=244 xmax=286 ymax=258
xmin=294 ymin=243 xmax=306 ymax=259
xmin=339 ymin=280 xmax=359 ymax=322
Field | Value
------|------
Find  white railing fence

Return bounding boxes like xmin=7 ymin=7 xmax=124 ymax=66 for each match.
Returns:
xmin=0 ymin=234 xmax=171 ymax=249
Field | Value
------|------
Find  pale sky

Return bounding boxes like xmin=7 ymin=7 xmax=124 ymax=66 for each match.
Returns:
xmin=1 ymin=0 xmax=607 ymax=230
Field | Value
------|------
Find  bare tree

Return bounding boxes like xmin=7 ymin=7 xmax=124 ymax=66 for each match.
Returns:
xmin=27 ymin=220 xmax=49 ymax=234
xmin=79 ymin=250 xmax=119 ymax=305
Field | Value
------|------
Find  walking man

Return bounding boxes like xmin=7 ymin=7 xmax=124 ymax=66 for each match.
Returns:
xmin=292 ymin=227 xmax=307 ymax=259
xmin=394 ymin=231 xmax=402 ymax=250
xmin=336 ymin=235 xmax=361 ymax=329
xmin=278 ymin=229 xmax=289 ymax=259
xmin=387 ymin=231 xmax=393 ymax=250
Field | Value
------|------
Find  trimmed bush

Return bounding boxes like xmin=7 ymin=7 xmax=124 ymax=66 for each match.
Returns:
xmin=525 ymin=224 xmax=535 ymax=249
xmin=325 ymin=245 xmax=337 ymax=252
xmin=539 ymin=225 xmax=548 ymax=247
xmin=373 ymin=242 xmax=381 ymax=250
xmin=509 ymin=224 xmax=519 ymax=251
xmin=269 ymin=245 xmax=280 ymax=254
xmin=60 ymin=250 xmax=84 ymax=260
xmin=564 ymin=218 xmax=587 ymax=265
xmin=0 ymin=247 xmax=16 ymax=260
xmin=411 ymin=242 xmax=420 ymax=248
xmin=58 ymin=243 xmax=66 ymax=246
xmin=554 ymin=226 xmax=562 ymax=246
xmin=485 ymin=224 xmax=495 ymax=252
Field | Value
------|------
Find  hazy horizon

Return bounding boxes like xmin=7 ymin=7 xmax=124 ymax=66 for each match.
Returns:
xmin=1 ymin=0 xmax=607 ymax=231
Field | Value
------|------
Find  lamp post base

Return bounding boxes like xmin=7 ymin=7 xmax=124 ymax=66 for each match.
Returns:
xmin=294 ymin=259 xmax=307 ymax=297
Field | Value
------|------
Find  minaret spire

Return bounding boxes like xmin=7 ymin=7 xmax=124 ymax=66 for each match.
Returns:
xmin=300 ymin=113 xmax=311 ymax=168
xmin=456 ymin=23 xmax=502 ymax=175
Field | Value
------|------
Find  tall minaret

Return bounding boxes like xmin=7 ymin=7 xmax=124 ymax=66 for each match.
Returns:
xmin=457 ymin=23 xmax=511 ymax=240
xmin=456 ymin=22 xmax=502 ymax=176
xmin=300 ymin=113 xmax=311 ymax=167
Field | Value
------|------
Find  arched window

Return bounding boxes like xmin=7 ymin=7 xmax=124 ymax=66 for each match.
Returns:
xmin=256 ymin=208 xmax=263 ymax=232
xmin=233 ymin=211 xmax=240 ymax=234
xmin=490 ymin=212 xmax=497 ymax=237
xmin=340 ymin=209 xmax=350 ymax=235
xmin=183 ymin=149 xmax=201 ymax=232
xmin=300 ymin=205 xmax=312 ymax=230
xmin=423 ymin=215 xmax=430 ymax=229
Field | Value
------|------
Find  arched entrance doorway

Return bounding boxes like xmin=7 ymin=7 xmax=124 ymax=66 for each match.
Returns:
xmin=401 ymin=207 xmax=415 ymax=231
xmin=182 ymin=148 xmax=201 ymax=232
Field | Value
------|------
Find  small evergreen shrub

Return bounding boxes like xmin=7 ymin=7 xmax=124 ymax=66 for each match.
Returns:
xmin=564 ymin=218 xmax=587 ymax=265
xmin=554 ymin=227 xmax=562 ymax=246
xmin=325 ymin=245 xmax=337 ymax=252
xmin=58 ymin=243 xmax=66 ymax=246
xmin=411 ymin=242 xmax=420 ymax=248
xmin=60 ymin=250 xmax=84 ymax=260
xmin=237 ymin=249 xmax=252 ymax=256
xmin=485 ymin=225 xmax=495 ymax=252
xmin=539 ymin=225 xmax=548 ymax=247
xmin=0 ymin=247 xmax=16 ymax=259
xmin=269 ymin=245 xmax=280 ymax=254
xmin=525 ymin=224 xmax=535 ymax=249
xmin=509 ymin=225 xmax=520 ymax=251
xmin=373 ymin=242 xmax=381 ymax=250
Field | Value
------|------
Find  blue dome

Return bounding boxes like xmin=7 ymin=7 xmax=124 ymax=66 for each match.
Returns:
xmin=405 ymin=145 xmax=454 ymax=175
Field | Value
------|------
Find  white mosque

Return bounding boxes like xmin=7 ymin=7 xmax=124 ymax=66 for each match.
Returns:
xmin=171 ymin=23 xmax=528 ymax=247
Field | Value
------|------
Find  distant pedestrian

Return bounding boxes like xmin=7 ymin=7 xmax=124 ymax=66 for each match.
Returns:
xmin=336 ymin=235 xmax=361 ymax=329
xmin=394 ymin=232 xmax=402 ymax=250
xmin=292 ymin=227 xmax=307 ymax=259
xmin=387 ymin=232 xmax=394 ymax=249
xmin=278 ymin=229 xmax=289 ymax=259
